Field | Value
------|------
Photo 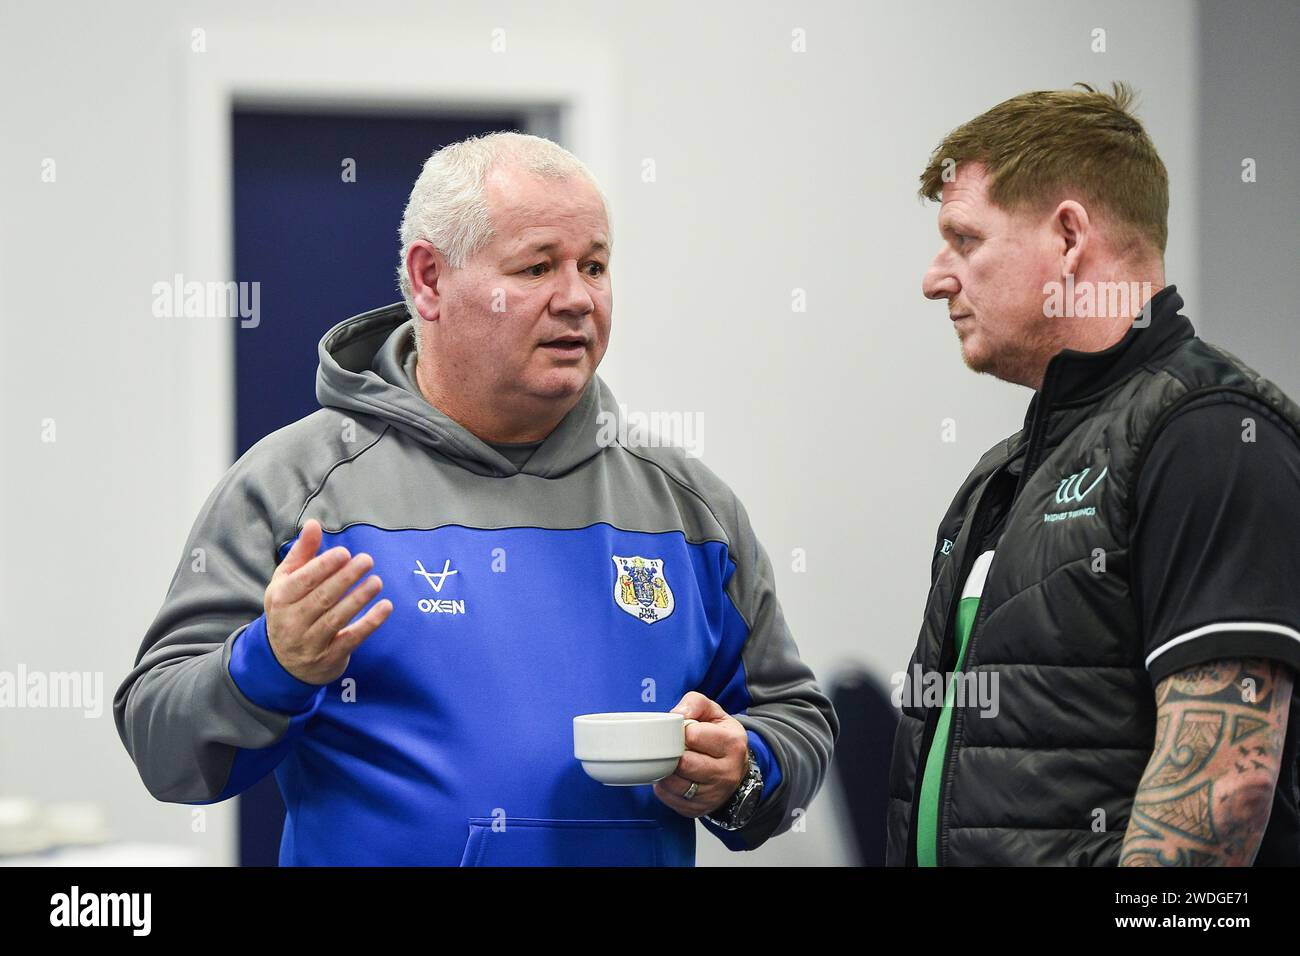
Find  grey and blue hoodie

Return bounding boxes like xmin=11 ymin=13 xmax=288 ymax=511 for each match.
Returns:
xmin=114 ymin=302 xmax=839 ymax=866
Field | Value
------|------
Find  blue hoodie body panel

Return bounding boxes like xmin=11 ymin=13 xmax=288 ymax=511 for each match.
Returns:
xmin=229 ymin=523 xmax=757 ymax=866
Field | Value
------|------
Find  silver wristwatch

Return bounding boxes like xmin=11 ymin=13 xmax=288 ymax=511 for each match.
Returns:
xmin=704 ymin=747 xmax=763 ymax=831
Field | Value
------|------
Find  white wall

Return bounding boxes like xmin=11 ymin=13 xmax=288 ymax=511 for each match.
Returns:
xmin=1196 ymin=0 xmax=1300 ymax=395
xmin=0 ymin=0 xmax=1198 ymax=866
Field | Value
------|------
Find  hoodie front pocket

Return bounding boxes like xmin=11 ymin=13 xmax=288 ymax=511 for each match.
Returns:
xmin=458 ymin=817 xmax=664 ymax=867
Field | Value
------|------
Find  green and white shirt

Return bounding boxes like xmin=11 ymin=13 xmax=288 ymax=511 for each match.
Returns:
xmin=917 ymin=549 xmax=995 ymax=867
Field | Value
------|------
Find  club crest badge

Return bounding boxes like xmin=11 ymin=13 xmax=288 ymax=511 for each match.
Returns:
xmin=612 ymin=555 xmax=675 ymax=624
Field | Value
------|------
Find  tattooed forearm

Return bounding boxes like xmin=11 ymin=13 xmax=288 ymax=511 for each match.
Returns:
xmin=1119 ymin=658 xmax=1293 ymax=866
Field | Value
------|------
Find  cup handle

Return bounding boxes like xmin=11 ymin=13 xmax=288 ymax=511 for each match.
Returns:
xmin=681 ymin=717 xmax=702 ymax=754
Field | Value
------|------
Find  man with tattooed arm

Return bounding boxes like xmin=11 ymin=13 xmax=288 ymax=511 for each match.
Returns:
xmin=885 ymin=83 xmax=1300 ymax=866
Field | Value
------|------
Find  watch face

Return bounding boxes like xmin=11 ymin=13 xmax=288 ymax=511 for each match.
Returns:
xmin=733 ymin=785 xmax=762 ymax=826
xmin=733 ymin=761 xmax=763 ymax=822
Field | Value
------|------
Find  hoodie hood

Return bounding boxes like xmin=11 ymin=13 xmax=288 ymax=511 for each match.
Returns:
xmin=315 ymin=301 xmax=616 ymax=479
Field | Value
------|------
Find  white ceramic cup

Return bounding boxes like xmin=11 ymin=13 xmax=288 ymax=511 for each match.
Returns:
xmin=573 ymin=712 xmax=699 ymax=786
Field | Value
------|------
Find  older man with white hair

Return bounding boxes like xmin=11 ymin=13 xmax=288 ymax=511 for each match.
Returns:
xmin=115 ymin=131 xmax=838 ymax=866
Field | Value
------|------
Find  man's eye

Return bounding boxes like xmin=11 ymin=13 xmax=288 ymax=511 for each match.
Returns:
xmin=522 ymin=261 xmax=606 ymax=277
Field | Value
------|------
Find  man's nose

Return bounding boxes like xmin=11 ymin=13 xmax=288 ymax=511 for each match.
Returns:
xmin=551 ymin=261 xmax=596 ymax=315
xmin=922 ymin=249 xmax=959 ymax=301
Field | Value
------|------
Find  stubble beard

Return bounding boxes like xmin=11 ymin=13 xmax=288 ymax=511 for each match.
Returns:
xmin=958 ymin=324 xmax=1053 ymax=390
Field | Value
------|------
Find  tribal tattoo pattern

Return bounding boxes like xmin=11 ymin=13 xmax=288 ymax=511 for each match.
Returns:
xmin=1119 ymin=658 xmax=1294 ymax=866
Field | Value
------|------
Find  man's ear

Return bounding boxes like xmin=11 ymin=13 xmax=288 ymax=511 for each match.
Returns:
xmin=1053 ymin=200 xmax=1090 ymax=277
xmin=406 ymin=240 xmax=445 ymax=322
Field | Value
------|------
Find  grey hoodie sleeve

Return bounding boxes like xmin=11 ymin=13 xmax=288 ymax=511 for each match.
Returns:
xmin=114 ymin=439 xmax=327 ymax=804
xmin=700 ymin=488 xmax=840 ymax=851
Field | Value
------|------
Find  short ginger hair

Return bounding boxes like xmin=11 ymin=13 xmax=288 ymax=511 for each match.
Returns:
xmin=919 ymin=82 xmax=1169 ymax=257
